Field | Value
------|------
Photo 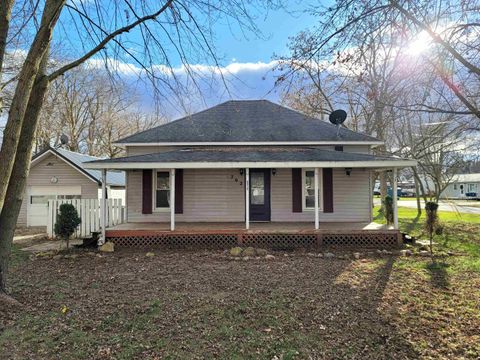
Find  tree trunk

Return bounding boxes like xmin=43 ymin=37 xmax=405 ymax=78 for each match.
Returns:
xmin=0 ymin=0 xmax=64 ymax=217
xmin=0 ymin=0 xmax=14 ymax=77
xmin=379 ymin=170 xmax=388 ymax=212
xmin=0 ymin=60 xmax=50 ymax=294
xmin=412 ymin=167 xmax=422 ymax=217
xmin=412 ymin=167 xmax=428 ymax=204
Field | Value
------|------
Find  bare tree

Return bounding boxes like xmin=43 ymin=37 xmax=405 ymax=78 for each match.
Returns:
xmin=276 ymin=0 xmax=480 ymax=216
xmin=277 ymin=25 xmax=416 ymax=208
xmin=35 ymin=65 xmax=158 ymax=157
xmin=395 ymin=114 xmax=471 ymax=202
xmin=0 ymin=0 xmax=283 ymax=298
xmin=279 ymin=0 xmax=480 ymax=120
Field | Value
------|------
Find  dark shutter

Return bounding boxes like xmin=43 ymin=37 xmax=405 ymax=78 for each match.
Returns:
xmin=323 ymin=168 xmax=334 ymax=213
xmin=142 ymin=169 xmax=153 ymax=214
xmin=292 ymin=168 xmax=302 ymax=213
xmin=175 ymin=169 xmax=183 ymax=214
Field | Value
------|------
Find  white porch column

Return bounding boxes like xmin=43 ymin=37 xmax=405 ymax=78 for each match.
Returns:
xmin=393 ymin=167 xmax=399 ymax=229
xmin=245 ymin=168 xmax=250 ymax=230
xmin=314 ymin=167 xmax=319 ymax=230
xmin=100 ymin=169 xmax=107 ymax=245
xmin=170 ymin=168 xmax=175 ymax=231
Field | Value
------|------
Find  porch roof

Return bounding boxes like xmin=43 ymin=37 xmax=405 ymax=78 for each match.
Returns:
xmin=84 ymin=147 xmax=416 ymax=169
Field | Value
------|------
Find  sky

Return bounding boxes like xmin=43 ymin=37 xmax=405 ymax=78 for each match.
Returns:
xmin=0 ymin=1 xmax=320 ymax=134
xmin=210 ymin=2 xmax=316 ymax=64
xmin=86 ymin=1 xmax=320 ymax=119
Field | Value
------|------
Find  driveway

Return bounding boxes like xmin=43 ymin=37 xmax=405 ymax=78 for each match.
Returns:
xmin=373 ymin=199 xmax=480 ymax=214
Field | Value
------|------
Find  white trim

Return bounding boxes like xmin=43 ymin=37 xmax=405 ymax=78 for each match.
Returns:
xmin=369 ymin=170 xmax=374 ymax=222
xmin=100 ymin=170 xmax=107 ymax=245
xmin=170 ymin=169 xmax=175 ymax=231
xmin=31 ymin=149 xmax=99 ymax=184
xmin=302 ymin=168 xmax=323 ymax=212
xmin=30 ymin=150 xmax=56 ymax=166
xmin=85 ymin=160 xmax=417 ymax=170
xmin=115 ymin=141 xmax=384 ymax=147
xmin=245 ymin=168 xmax=250 ymax=230
xmin=393 ymin=168 xmax=398 ymax=230
xmin=314 ymin=168 xmax=319 ymax=230
xmin=152 ymin=170 xmax=171 ymax=212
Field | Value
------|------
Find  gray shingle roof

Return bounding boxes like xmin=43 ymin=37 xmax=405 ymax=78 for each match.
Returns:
xmin=116 ymin=100 xmax=380 ymax=144
xmin=86 ymin=147 xmax=404 ymax=164
xmin=34 ymin=148 xmax=125 ymax=186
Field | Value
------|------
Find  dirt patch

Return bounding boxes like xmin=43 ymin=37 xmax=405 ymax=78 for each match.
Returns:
xmin=14 ymin=227 xmax=46 ymax=237
xmin=1 ymin=249 xmax=478 ymax=359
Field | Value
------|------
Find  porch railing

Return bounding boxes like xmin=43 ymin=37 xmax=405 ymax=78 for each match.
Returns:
xmin=47 ymin=198 xmax=125 ymax=238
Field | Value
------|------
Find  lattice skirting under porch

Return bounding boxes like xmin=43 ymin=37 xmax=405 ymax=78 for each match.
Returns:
xmin=108 ymin=231 xmax=402 ymax=249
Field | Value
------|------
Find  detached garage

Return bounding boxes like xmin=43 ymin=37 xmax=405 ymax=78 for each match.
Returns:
xmin=17 ymin=147 xmax=125 ymax=228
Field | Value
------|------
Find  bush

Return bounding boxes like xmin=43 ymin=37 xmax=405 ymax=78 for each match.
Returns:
xmin=384 ymin=196 xmax=394 ymax=226
xmin=54 ymin=204 xmax=81 ymax=249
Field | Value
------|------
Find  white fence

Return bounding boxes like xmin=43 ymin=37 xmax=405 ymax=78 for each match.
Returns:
xmin=47 ymin=198 xmax=124 ymax=238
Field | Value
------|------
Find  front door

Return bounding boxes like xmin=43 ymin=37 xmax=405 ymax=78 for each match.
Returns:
xmin=249 ymin=169 xmax=271 ymax=221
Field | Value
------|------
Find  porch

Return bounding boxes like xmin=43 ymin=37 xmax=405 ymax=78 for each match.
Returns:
xmin=83 ymin=147 xmax=416 ymax=247
xmin=105 ymin=221 xmax=402 ymax=249
xmin=106 ymin=221 xmax=391 ymax=234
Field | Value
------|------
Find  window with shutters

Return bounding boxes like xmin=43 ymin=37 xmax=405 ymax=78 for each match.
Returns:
xmin=154 ymin=171 xmax=170 ymax=210
xmin=302 ymin=169 xmax=322 ymax=211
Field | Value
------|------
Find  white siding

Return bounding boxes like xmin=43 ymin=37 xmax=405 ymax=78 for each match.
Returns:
xmin=271 ymin=168 xmax=371 ymax=222
xmin=441 ymin=182 xmax=479 ymax=199
xmin=17 ymin=153 xmax=99 ymax=226
xmin=126 ymin=167 xmax=371 ymax=223
xmin=127 ymin=169 xmax=245 ymax=222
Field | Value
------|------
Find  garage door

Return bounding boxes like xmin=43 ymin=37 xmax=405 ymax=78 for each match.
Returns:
xmin=28 ymin=186 xmax=81 ymax=226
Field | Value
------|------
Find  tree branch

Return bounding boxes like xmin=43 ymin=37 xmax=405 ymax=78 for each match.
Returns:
xmin=47 ymin=0 xmax=174 ymax=81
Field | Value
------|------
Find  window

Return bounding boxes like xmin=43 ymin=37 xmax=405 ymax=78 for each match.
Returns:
xmin=58 ymin=195 xmax=81 ymax=200
xmin=334 ymin=145 xmax=344 ymax=152
xmin=30 ymin=195 xmax=56 ymax=204
xmin=30 ymin=194 xmax=81 ymax=204
xmin=155 ymin=171 xmax=170 ymax=209
xmin=453 ymin=184 xmax=457 ymax=190
xmin=302 ymin=169 xmax=322 ymax=210
xmin=250 ymin=172 xmax=265 ymax=205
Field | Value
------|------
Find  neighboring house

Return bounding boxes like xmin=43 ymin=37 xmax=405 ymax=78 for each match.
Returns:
xmin=85 ymin=100 xmax=416 ymax=247
xmin=441 ymin=174 xmax=480 ymax=199
xmin=18 ymin=147 xmax=125 ymax=227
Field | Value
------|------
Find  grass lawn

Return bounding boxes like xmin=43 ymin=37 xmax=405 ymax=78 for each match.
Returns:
xmin=1 ymin=212 xmax=479 ymax=359
xmin=373 ymin=195 xmax=413 ymax=201
xmin=374 ymin=205 xmax=480 ymax=273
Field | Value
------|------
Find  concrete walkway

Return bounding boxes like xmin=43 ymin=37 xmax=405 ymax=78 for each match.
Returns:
xmin=21 ymin=239 xmax=83 ymax=252
xmin=13 ymin=233 xmax=47 ymax=243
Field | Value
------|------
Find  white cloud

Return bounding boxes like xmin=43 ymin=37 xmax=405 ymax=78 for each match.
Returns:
xmin=86 ymin=56 xmax=278 ymax=78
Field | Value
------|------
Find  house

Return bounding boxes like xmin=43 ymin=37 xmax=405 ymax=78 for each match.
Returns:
xmin=18 ymin=147 xmax=125 ymax=228
xmin=441 ymin=174 xmax=480 ymax=199
xmin=85 ymin=100 xmax=416 ymax=248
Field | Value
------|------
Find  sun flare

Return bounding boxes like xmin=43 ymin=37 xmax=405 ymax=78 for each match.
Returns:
xmin=406 ymin=30 xmax=433 ymax=55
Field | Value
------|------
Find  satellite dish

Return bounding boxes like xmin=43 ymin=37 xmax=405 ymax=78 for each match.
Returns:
xmin=60 ymin=134 xmax=69 ymax=145
xmin=329 ymin=109 xmax=347 ymax=125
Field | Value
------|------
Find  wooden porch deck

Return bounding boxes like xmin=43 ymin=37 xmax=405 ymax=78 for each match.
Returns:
xmin=106 ymin=221 xmax=393 ymax=236
xmin=105 ymin=222 xmax=401 ymax=248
